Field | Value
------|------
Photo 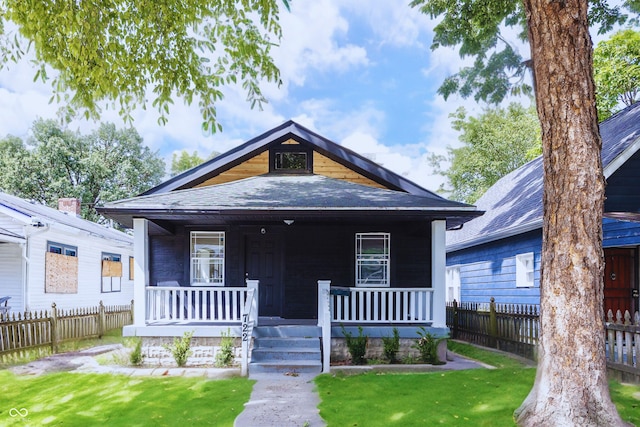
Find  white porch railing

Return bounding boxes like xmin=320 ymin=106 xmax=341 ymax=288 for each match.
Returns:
xmin=146 ymin=286 xmax=252 ymax=323
xmin=330 ymin=287 xmax=434 ymax=324
xmin=317 ymin=281 xmax=434 ymax=373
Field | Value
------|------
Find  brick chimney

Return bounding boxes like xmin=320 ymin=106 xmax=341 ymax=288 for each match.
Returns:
xmin=58 ymin=198 xmax=81 ymax=217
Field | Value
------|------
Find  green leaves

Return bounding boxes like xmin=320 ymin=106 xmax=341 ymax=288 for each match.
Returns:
xmin=593 ymin=29 xmax=640 ymax=120
xmin=0 ymin=0 xmax=285 ymax=132
xmin=430 ymin=103 xmax=541 ymax=203
xmin=411 ymin=0 xmax=639 ymax=104
xmin=0 ymin=120 xmax=165 ymax=223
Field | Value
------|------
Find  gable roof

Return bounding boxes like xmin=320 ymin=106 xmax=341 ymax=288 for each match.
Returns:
xmin=447 ymin=102 xmax=640 ymax=252
xmin=101 ymin=174 xmax=480 ymax=229
xmin=144 ymin=120 xmax=442 ymax=199
xmin=0 ymin=191 xmax=132 ymax=245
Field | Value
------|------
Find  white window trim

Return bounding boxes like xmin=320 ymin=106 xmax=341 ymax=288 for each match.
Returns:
xmin=355 ymin=232 xmax=390 ymax=287
xmin=516 ymin=252 xmax=535 ymax=288
xmin=190 ymin=231 xmax=225 ymax=286
xmin=446 ymin=266 xmax=461 ymax=303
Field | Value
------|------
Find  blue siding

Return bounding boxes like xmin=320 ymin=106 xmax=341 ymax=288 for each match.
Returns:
xmin=448 ymin=219 xmax=640 ymax=306
xmin=603 ymin=218 xmax=640 ymax=247
xmin=447 ymin=230 xmax=542 ymax=305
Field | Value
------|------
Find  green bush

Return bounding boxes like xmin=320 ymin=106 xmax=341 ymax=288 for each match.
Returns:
xmin=341 ymin=325 xmax=368 ymax=365
xmin=127 ymin=337 xmax=144 ymax=366
xmin=214 ymin=329 xmax=235 ymax=368
xmin=412 ymin=327 xmax=443 ymax=364
xmin=381 ymin=327 xmax=400 ymax=363
xmin=164 ymin=331 xmax=194 ymax=367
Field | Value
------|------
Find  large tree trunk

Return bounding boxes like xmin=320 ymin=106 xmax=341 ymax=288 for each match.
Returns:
xmin=514 ymin=0 xmax=629 ymax=425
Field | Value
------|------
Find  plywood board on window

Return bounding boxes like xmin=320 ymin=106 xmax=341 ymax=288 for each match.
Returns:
xmin=195 ymin=151 xmax=269 ymax=187
xmin=129 ymin=257 xmax=134 ymax=280
xmin=45 ymin=252 xmax=78 ymax=294
xmin=102 ymin=260 xmax=123 ymax=277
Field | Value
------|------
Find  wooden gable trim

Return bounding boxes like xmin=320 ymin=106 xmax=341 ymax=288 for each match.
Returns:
xmin=313 ymin=152 xmax=387 ymax=189
xmin=191 ymin=138 xmax=390 ymax=191
xmin=195 ymin=151 xmax=269 ymax=187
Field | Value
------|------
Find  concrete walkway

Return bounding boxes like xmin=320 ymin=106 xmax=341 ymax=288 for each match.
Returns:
xmin=234 ymin=372 xmax=325 ymax=427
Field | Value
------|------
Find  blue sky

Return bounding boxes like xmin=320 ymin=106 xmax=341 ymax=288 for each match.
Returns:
xmin=0 ymin=1 xmax=536 ymax=192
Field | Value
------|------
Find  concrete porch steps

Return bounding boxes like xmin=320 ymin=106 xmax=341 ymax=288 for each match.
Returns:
xmin=249 ymin=326 xmax=322 ymax=374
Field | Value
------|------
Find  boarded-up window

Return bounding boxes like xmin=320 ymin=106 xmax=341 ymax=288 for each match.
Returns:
xmin=102 ymin=253 xmax=122 ymax=293
xmin=129 ymin=256 xmax=134 ymax=280
xmin=45 ymin=252 xmax=79 ymax=293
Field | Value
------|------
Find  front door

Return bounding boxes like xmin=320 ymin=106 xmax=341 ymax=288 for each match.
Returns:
xmin=245 ymin=233 xmax=283 ymax=317
xmin=603 ymin=248 xmax=635 ymax=317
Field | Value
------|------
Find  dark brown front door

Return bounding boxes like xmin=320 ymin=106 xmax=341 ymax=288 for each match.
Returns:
xmin=245 ymin=233 xmax=283 ymax=317
xmin=603 ymin=248 xmax=635 ymax=317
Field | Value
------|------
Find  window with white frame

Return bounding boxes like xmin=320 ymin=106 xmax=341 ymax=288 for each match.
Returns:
xmin=516 ymin=252 xmax=535 ymax=287
xmin=355 ymin=233 xmax=390 ymax=287
xmin=191 ymin=231 xmax=225 ymax=286
xmin=446 ymin=266 xmax=461 ymax=303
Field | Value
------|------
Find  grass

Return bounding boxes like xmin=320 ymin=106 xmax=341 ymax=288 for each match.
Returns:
xmin=0 ymin=370 xmax=254 ymax=426
xmin=0 ymin=328 xmax=126 ymax=368
xmin=315 ymin=341 xmax=640 ymax=426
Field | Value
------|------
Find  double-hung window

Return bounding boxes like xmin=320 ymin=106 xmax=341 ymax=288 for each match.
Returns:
xmin=516 ymin=252 xmax=535 ymax=288
xmin=355 ymin=233 xmax=390 ymax=287
xmin=191 ymin=231 xmax=225 ymax=286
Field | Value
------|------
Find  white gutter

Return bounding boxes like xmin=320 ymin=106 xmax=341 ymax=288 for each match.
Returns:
xmin=447 ymin=219 xmax=543 ymax=253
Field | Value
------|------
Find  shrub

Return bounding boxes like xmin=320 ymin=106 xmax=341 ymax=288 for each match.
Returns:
xmin=341 ymin=325 xmax=368 ymax=365
xmin=412 ymin=327 xmax=443 ymax=364
xmin=381 ymin=327 xmax=400 ymax=363
xmin=127 ymin=337 xmax=144 ymax=366
xmin=215 ymin=329 xmax=235 ymax=368
xmin=163 ymin=331 xmax=194 ymax=367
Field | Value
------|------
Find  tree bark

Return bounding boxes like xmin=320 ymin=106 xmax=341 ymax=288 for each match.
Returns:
xmin=514 ymin=0 xmax=629 ymax=425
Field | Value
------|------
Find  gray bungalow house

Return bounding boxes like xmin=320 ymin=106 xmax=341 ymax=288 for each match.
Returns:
xmin=446 ymin=102 xmax=640 ymax=317
xmin=99 ymin=120 xmax=481 ymax=373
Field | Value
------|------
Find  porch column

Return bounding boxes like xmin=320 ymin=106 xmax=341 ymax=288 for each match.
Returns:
xmin=318 ymin=280 xmax=331 ymax=373
xmin=133 ymin=218 xmax=149 ymax=327
xmin=432 ymin=220 xmax=447 ymax=328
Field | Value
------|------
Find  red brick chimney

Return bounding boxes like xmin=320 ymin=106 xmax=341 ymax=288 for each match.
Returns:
xmin=58 ymin=198 xmax=81 ymax=217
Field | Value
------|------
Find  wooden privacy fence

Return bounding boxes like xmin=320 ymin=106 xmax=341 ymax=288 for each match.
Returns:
xmin=0 ymin=301 xmax=133 ymax=358
xmin=605 ymin=309 xmax=640 ymax=383
xmin=446 ymin=298 xmax=540 ymax=360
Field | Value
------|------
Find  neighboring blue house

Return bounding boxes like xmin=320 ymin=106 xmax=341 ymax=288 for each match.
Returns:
xmin=446 ymin=102 xmax=640 ymax=316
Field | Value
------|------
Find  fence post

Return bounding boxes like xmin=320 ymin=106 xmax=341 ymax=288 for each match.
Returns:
xmin=98 ymin=301 xmax=105 ymax=338
xmin=452 ymin=299 xmax=459 ymax=339
xmin=51 ymin=303 xmax=59 ymax=354
xmin=130 ymin=300 xmax=135 ymax=325
xmin=488 ymin=297 xmax=498 ymax=348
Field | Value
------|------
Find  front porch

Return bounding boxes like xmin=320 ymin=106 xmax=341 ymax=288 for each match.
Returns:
xmin=123 ymin=280 xmax=448 ymax=375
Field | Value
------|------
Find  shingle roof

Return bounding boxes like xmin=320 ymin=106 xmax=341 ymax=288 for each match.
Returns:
xmin=447 ymin=102 xmax=640 ymax=251
xmin=143 ymin=120 xmax=444 ymax=199
xmin=0 ymin=192 xmax=132 ymax=244
xmin=101 ymin=174 xmax=480 ymax=228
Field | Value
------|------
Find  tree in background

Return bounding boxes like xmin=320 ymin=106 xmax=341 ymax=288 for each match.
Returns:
xmin=594 ymin=29 xmax=640 ymax=120
xmin=411 ymin=0 xmax=637 ymax=424
xmin=171 ymin=151 xmax=205 ymax=176
xmin=0 ymin=0 xmax=288 ymax=132
xmin=0 ymin=120 xmax=165 ymax=222
xmin=170 ymin=150 xmax=220 ymax=176
xmin=430 ymin=103 xmax=541 ymax=204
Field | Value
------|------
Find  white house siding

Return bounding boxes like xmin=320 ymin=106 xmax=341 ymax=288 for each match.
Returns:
xmin=0 ymin=244 xmax=24 ymax=312
xmin=26 ymin=226 xmax=134 ymax=312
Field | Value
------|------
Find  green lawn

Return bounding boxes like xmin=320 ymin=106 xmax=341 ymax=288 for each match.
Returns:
xmin=315 ymin=342 xmax=640 ymax=426
xmin=0 ymin=371 xmax=254 ymax=426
